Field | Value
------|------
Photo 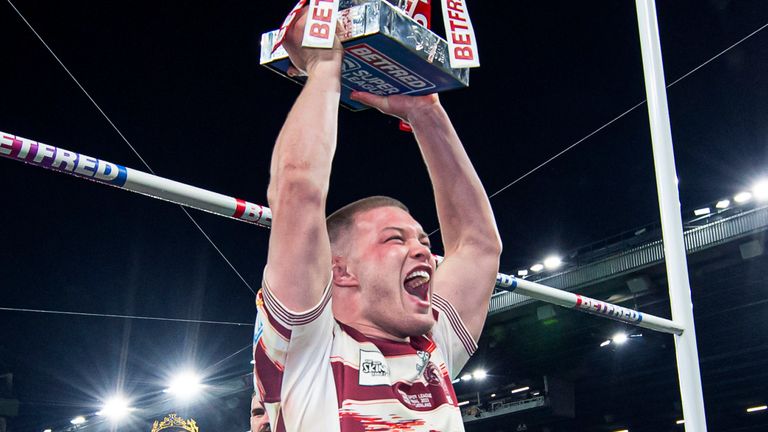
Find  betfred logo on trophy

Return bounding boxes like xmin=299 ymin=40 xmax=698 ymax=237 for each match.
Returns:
xmin=260 ymin=0 xmax=476 ymax=111
xmin=441 ymin=0 xmax=479 ymax=68
xmin=345 ymin=44 xmax=436 ymax=93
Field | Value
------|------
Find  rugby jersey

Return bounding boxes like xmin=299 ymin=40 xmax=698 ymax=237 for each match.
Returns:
xmin=253 ymin=278 xmax=477 ymax=432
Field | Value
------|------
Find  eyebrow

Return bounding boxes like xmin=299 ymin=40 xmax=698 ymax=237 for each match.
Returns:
xmin=382 ymin=226 xmax=431 ymax=243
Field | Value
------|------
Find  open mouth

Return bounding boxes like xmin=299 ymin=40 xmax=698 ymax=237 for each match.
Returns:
xmin=404 ymin=270 xmax=431 ymax=303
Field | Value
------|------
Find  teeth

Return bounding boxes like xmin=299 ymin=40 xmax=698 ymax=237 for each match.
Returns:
xmin=404 ymin=270 xmax=430 ymax=291
xmin=406 ymin=270 xmax=430 ymax=281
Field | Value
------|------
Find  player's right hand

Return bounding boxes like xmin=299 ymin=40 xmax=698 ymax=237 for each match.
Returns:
xmin=283 ymin=7 xmax=344 ymax=77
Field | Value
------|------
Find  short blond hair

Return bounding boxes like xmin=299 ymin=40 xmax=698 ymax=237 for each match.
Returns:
xmin=326 ymin=196 xmax=409 ymax=250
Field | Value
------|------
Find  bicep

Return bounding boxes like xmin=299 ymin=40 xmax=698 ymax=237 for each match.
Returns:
xmin=265 ymin=185 xmax=332 ymax=312
xmin=432 ymin=246 xmax=500 ymax=341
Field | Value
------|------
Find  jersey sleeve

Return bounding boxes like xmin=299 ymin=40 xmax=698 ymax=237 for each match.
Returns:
xmin=253 ymin=271 xmax=338 ymax=430
xmin=430 ymin=293 xmax=479 ymax=378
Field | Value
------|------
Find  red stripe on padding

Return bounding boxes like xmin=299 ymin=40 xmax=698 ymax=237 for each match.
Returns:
xmin=233 ymin=198 xmax=246 ymax=218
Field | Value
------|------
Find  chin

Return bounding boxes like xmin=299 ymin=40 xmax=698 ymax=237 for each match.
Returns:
xmin=401 ymin=316 xmax=435 ymax=337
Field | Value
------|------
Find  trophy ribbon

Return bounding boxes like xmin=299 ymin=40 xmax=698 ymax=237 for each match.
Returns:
xmin=399 ymin=0 xmax=432 ymax=27
xmin=303 ymin=0 xmax=341 ymax=48
xmin=272 ymin=0 xmax=343 ymax=51
xmin=397 ymin=0 xmax=432 ymax=132
xmin=439 ymin=0 xmax=480 ymax=68
xmin=271 ymin=0 xmax=308 ymax=53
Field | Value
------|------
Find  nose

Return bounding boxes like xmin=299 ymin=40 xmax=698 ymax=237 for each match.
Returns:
xmin=409 ymin=240 xmax=430 ymax=260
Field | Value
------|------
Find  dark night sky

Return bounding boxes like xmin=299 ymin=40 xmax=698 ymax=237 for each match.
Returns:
xmin=1 ymin=0 xmax=767 ymax=430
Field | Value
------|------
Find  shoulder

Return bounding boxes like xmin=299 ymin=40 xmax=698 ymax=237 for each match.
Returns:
xmin=431 ymin=293 xmax=477 ymax=356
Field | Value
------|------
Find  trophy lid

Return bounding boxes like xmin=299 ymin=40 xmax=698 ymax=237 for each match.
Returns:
xmin=150 ymin=413 xmax=200 ymax=432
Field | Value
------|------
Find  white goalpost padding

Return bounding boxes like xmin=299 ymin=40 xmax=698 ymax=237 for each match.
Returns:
xmin=635 ymin=0 xmax=707 ymax=429
xmin=0 ymin=129 xmax=684 ymax=335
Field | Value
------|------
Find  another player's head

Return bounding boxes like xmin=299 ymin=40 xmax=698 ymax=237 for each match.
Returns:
xmin=250 ymin=393 xmax=270 ymax=432
xmin=327 ymin=196 xmax=437 ymax=339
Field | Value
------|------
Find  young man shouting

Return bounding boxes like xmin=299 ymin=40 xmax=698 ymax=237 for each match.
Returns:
xmin=253 ymin=7 xmax=501 ymax=431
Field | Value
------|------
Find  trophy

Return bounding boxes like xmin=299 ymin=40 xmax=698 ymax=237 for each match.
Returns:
xmin=260 ymin=0 xmax=479 ymax=111
xmin=150 ymin=413 xmax=199 ymax=432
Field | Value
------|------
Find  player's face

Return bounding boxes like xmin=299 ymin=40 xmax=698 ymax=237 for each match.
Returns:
xmin=347 ymin=206 xmax=437 ymax=339
xmin=250 ymin=396 xmax=270 ymax=432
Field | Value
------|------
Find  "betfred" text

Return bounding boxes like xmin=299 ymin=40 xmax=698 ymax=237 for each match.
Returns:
xmin=445 ymin=0 xmax=474 ymax=61
xmin=347 ymin=45 xmax=431 ymax=90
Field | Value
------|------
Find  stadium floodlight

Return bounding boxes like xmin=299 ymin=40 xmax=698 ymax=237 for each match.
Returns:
xmin=754 ymin=179 xmax=768 ymax=201
xmin=693 ymin=207 xmax=710 ymax=216
xmin=715 ymin=199 xmax=730 ymax=209
xmin=472 ymin=369 xmax=487 ymax=380
xmin=676 ymin=419 xmax=685 ymax=425
xmin=517 ymin=269 xmax=528 ymax=277
xmin=43 ymin=429 xmax=53 ymax=432
xmin=600 ymin=340 xmax=611 ymax=347
xmin=530 ymin=263 xmax=544 ymax=272
xmin=70 ymin=416 xmax=86 ymax=425
xmin=612 ymin=332 xmax=628 ymax=345
xmin=460 ymin=373 xmax=472 ymax=382
xmin=97 ymin=395 xmax=133 ymax=421
xmin=165 ymin=370 xmax=205 ymax=400
xmin=746 ymin=405 xmax=767 ymax=413
xmin=734 ymin=191 xmax=752 ymax=204
xmin=510 ymin=386 xmax=529 ymax=394
xmin=543 ymin=256 xmax=562 ymax=270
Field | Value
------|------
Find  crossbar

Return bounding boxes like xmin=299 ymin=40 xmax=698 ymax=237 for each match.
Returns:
xmin=0 ymin=130 xmax=684 ymax=335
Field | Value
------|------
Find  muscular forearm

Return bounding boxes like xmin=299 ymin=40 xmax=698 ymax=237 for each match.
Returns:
xmin=409 ymin=103 xmax=500 ymax=341
xmin=408 ymin=105 xmax=501 ymax=256
xmin=265 ymin=63 xmax=341 ymax=311
xmin=269 ymin=64 xmax=341 ymax=203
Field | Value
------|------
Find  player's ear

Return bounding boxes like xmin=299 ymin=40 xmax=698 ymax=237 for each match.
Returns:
xmin=332 ymin=255 xmax=358 ymax=288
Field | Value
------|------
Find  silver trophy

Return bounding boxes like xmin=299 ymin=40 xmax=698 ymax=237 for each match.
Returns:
xmin=260 ymin=0 xmax=470 ymax=111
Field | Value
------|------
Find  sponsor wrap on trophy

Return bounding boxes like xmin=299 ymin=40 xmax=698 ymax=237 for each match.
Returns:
xmin=260 ymin=0 xmax=479 ymax=111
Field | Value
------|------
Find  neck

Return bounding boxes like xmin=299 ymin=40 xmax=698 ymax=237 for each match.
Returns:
xmin=331 ymin=287 xmax=411 ymax=343
xmin=342 ymin=320 xmax=410 ymax=343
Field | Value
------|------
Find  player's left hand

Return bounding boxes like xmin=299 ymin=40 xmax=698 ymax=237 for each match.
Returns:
xmin=350 ymin=91 xmax=440 ymax=122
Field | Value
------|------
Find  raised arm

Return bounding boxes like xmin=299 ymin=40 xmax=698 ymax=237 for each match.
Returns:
xmin=350 ymin=92 xmax=502 ymax=341
xmin=265 ymin=10 xmax=343 ymax=311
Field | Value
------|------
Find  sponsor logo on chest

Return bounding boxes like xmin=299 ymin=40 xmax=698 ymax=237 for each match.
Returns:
xmin=358 ymin=350 xmax=390 ymax=386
